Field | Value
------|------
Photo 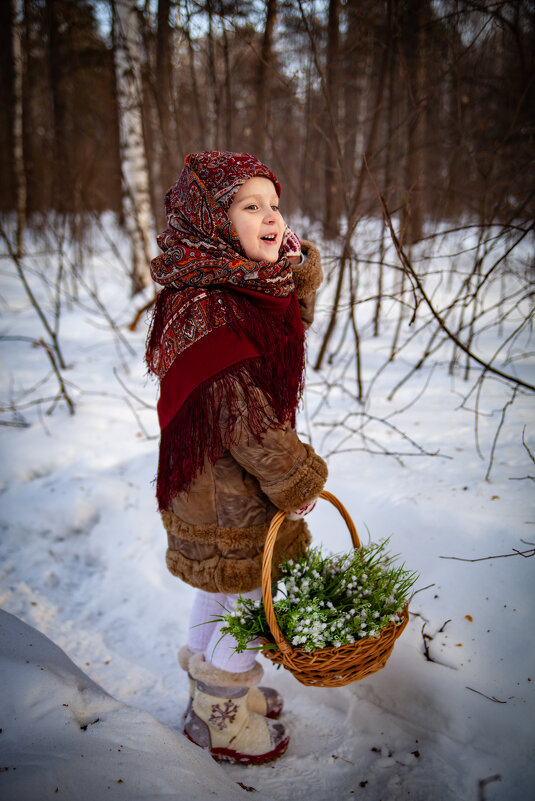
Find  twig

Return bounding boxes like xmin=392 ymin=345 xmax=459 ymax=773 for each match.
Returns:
xmin=510 ymin=426 xmax=535 ymax=480
xmin=0 ymin=222 xmax=67 ymax=368
xmin=123 ymin=396 xmax=158 ymax=441
xmin=467 ymin=687 xmax=506 ymax=704
xmin=38 ymin=339 xmax=75 ymax=415
xmin=70 ymin=263 xmax=136 ymax=361
xmin=478 ymin=775 xmax=502 ymax=801
xmin=410 ymin=583 xmax=435 ymax=597
xmin=364 ymin=162 xmax=535 ymax=394
xmin=521 ymin=425 xmax=535 ymax=464
xmin=439 ymin=547 xmax=535 ymax=561
xmin=128 ymin=291 xmax=157 ymax=331
xmin=420 ymin=622 xmax=456 ymax=669
xmin=113 ymin=367 xmax=155 ymax=409
xmin=485 ymin=387 xmax=518 ymax=481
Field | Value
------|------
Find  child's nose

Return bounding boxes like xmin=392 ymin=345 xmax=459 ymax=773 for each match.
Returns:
xmin=263 ymin=206 xmax=277 ymax=222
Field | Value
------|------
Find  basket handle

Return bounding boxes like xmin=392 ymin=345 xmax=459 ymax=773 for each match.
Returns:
xmin=261 ymin=490 xmax=361 ymax=655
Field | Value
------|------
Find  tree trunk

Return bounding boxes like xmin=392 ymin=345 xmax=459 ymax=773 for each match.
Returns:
xmin=155 ymin=0 xmax=179 ymax=229
xmin=112 ymin=0 xmax=154 ymax=294
xmin=184 ymin=0 xmax=206 ymax=145
xmin=220 ymin=15 xmax=233 ymax=150
xmin=314 ymin=3 xmax=390 ymax=371
xmin=253 ymin=0 xmax=277 ymax=160
xmin=1 ymin=0 xmax=15 ymax=213
xmin=400 ymin=0 xmax=426 ymax=245
xmin=12 ymin=0 xmax=26 ymax=258
xmin=323 ymin=0 xmax=341 ymax=239
xmin=374 ymin=0 xmax=395 ymax=337
xmin=299 ymin=55 xmax=314 ymax=220
xmin=206 ymin=1 xmax=220 ymax=149
xmin=45 ymin=0 xmax=70 ymax=215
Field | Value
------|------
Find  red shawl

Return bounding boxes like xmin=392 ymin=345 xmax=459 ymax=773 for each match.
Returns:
xmin=146 ymin=151 xmax=305 ymax=509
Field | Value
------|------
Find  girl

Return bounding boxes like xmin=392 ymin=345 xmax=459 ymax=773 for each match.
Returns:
xmin=146 ymin=151 xmax=327 ymax=764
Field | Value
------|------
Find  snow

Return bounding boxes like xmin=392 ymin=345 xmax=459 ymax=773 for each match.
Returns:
xmin=0 ymin=609 xmax=272 ymax=801
xmin=1 ymin=219 xmax=534 ymax=800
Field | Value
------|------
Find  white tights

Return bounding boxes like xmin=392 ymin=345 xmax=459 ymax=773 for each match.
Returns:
xmin=187 ymin=587 xmax=263 ymax=673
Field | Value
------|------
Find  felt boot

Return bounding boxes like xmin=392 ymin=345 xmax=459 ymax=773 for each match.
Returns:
xmin=178 ymin=646 xmax=283 ymax=719
xmin=184 ymin=653 xmax=289 ymax=764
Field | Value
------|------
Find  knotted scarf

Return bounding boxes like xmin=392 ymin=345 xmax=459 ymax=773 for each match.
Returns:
xmin=146 ymin=151 xmax=305 ymax=509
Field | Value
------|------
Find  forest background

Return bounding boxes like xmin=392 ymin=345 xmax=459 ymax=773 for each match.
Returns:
xmin=1 ymin=0 xmax=534 ymax=426
xmin=0 ymin=3 xmax=534 ymax=799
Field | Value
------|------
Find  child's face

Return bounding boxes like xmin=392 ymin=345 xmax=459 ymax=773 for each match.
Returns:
xmin=227 ymin=177 xmax=285 ymax=263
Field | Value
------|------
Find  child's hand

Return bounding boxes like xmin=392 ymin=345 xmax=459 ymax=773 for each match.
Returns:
xmin=281 ymin=225 xmax=302 ymax=265
xmin=287 ymin=498 xmax=317 ymax=520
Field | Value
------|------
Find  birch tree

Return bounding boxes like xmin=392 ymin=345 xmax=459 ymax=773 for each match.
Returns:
xmin=112 ymin=0 xmax=154 ymax=294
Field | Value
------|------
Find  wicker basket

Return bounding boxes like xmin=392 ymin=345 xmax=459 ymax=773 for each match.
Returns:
xmin=261 ymin=490 xmax=409 ymax=687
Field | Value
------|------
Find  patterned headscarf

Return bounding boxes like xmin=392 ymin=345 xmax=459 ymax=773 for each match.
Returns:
xmin=146 ymin=151 xmax=305 ymax=509
xmin=148 ymin=151 xmax=296 ymax=379
xmin=151 ymin=151 xmax=288 ymax=292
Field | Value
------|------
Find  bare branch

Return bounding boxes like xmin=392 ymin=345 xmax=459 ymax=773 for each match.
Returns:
xmin=365 ymin=162 xmax=535 ymax=394
xmin=485 ymin=387 xmax=518 ymax=481
xmin=0 ymin=221 xmax=67 ymax=368
xmin=38 ymin=338 xmax=75 ymax=415
xmin=439 ymin=547 xmax=535 ymax=562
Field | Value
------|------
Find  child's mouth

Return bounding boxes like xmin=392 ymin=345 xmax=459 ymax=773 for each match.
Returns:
xmin=260 ymin=234 xmax=277 ymax=242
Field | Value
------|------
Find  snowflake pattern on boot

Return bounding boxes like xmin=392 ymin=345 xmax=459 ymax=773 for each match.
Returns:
xmin=210 ymin=700 xmax=238 ymax=730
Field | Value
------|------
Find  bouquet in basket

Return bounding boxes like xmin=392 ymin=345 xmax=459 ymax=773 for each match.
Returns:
xmin=220 ymin=538 xmax=418 ymax=655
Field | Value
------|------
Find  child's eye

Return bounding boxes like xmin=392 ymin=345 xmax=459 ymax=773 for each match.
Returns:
xmin=271 ymin=205 xmax=280 ymax=212
xmin=245 ymin=204 xmax=258 ymax=211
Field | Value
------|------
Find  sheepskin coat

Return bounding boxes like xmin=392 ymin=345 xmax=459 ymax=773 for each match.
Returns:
xmin=160 ymin=241 xmax=328 ymax=594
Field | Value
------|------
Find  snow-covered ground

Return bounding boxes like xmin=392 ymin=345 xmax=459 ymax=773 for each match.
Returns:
xmin=0 ymin=219 xmax=533 ymax=800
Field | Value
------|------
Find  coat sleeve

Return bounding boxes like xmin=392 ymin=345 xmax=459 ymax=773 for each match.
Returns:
xmin=229 ymin=419 xmax=328 ymax=512
xmin=214 ymin=366 xmax=327 ymax=512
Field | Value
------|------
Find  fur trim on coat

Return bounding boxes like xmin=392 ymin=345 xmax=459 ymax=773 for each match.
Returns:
xmin=259 ymin=443 xmax=328 ymax=511
xmin=162 ymin=510 xmax=312 ymax=594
